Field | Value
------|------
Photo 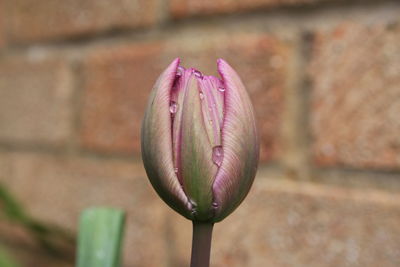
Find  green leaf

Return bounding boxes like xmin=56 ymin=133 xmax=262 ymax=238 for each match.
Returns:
xmin=0 ymin=184 xmax=29 ymax=222
xmin=0 ymin=183 xmax=75 ymax=256
xmin=76 ymin=208 xmax=126 ymax=267
xmin=0 ymin=246 xmax=20 ymax=267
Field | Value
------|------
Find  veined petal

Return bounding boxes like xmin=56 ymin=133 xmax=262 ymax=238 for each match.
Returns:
xmin=171 ymin=68 xmax=193 ymax=185
xmin=207 ymin=76 xmax=225 ymax=127
xmin=212 ymin=59 xmax=259 ymax=222
xmin=197 ymin=76 xmax=224 ymax=147
xmin=180 ymin=75 xmax=218 ymax=221
xmin=141 ymin=58 xmax=192 ymax=219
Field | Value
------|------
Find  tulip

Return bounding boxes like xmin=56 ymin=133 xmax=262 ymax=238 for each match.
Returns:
xmin=142 ymin=57 xmax=259 ymax=221
xmin=141 ymin=58 xmax=259 ymax=267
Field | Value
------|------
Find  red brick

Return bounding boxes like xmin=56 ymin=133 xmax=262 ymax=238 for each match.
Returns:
xmin=0 ymin=56 xmax=74 ymax=145
xmin=310 ymin=23 xmax=400 ymax=169
xmin=80 ymin=33 xmax=290 ymax=161
xmin=0 ymin=152 xmax=170 ymax=267
xmin=170 ymin=0 xmax=324 ymax=18
xmin=5 ymin=0 xmax=158 ymax=43
xmin=80 ymin=42 xmax=166 ymax=155
xmin=170 ymin=175 xmax=400 ymax=267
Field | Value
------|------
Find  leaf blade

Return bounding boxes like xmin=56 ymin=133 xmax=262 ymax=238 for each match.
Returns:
xmin=76 ymin=207 xmax=126 ymax=267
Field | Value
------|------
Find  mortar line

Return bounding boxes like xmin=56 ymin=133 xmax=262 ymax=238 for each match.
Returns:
xmin=300 ymin=31 xmax=314 ymax=180
xmin=280 ymin=27 xmax=314 ymax=181
xmin=67 ymin=53 xmax=85 ymax=156
xmin=0 ymin=142 xmax=141 ymax=162
xmin=317 ymin=166 xmax=400 ymax=176
xmin=1 ymin=0 xmax=399 ymax=53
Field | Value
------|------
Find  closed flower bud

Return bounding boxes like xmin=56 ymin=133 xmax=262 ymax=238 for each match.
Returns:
xmin=141 ymin=58 xmax=259 ymax=222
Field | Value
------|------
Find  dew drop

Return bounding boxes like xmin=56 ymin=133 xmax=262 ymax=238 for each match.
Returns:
xmin=194 ymin=70 xmax=203 ymax=79
xmin=218 ymin=86 xmax=225 ymax=92
xmin=190 ymin=200 xmax=197 ymax=208
xmin=212 ymin=145 xmax=223 ymax=167
xmin=199 ymin=92 xmax=204 ymax=100
xmin=174 ymin=167 xmax=178 ymax=174
xmin=212 ymin=202 xmax=219 ymax=208
xmin=189 ymin=199 xmax=198 ymax=215
xmin=176 ymin=66 xmax=185 ymax=77
xmin=170 ymin=101 xmax=178 ymax=114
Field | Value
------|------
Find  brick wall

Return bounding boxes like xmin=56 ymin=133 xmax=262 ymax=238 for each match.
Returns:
xmin=1 ymin=0 xmax=400 ymax=266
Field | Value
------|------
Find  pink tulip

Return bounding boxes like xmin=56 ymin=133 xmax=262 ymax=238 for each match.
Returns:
xmin=141 ymin=58 xmax=259 ymax=222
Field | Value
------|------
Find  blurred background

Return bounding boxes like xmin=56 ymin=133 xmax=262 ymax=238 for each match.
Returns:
xmin=0 ymin=0 xmax=400 ymax=266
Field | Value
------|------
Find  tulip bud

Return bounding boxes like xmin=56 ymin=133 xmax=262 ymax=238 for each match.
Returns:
xmin=141 ymin=58 xmax=259 ymax=222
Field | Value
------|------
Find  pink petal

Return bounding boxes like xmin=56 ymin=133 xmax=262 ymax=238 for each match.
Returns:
xmin=197 ymin=76 xmax=224 ymax=147
xmin=141 ymin=58 xmax=192 ymax=218
xmin=171 ymin=68 xmax=192 ymax=185
xmin=212 ymin=59 xmax=260 ymax=221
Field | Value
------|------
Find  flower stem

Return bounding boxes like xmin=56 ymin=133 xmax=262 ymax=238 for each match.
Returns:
xmin=190 ymin=221 xmax=214 ymax=267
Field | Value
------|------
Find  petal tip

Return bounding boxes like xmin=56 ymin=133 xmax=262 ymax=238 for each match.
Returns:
xmin=216 ymin=58 xmax=227 ymax=70
xmin=159 ymin=58 xmax=181 ymax=87
xmin=172 ymin=57 xmax=181 ymax=65
xmin=168 ymin=58 xmax=181 ymax=73
xmin=217 ymin=58 xmax=237 ymax=81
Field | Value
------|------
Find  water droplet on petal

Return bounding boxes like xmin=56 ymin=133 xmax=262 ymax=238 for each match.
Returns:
xmin=176 ymin=66 xmax=185 ymax=77
xmin=189 ymin=199 xmax=198 ymax=215
xmin=174 ymin=167 xmax=178 ymax=173
xmin=194 ymin=70 xmax=203 ymax=79
xmin=199 ymin=92 xmax=204 ymax=100
xmin=190 ymin=200 xmax=197 ymax=208
xmin=212 ymin=146 xmax=223 ymax=167
xmin=212 ymin=202 xmax=219 ymax=208
xmin=170 ymin=101 xmax=178 ymax=114
xmin=218 ymin=86 xmax=225 ymax=92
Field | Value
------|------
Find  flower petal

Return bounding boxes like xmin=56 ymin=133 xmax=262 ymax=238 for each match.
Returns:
xmin=171 ymin=68 xmax=194 ymax=186
xmin=141 ymin=58 xmax=192 ymax=219
xmin=197 ymin=76 xmax=224 ymax=147
xmin=180 ymin=75 xmax=218 ymax=221
xmin=212 ymin=59 xmax=260 ymax=221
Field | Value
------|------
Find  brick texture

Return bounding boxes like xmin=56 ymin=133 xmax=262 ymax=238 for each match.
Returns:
xmin=310 ymin=23 xmax=400 ymax=169
xmin=170 ymin=0 xmax=325 ymax=18
xmin=2 ymin=0 xmax=400 ymax=266
xmin=80 ymin=42 xmax=166 ymax=155
xmin=5 ymin=0 xmax=158 ymax=43
xmin=0 ymin=152 xmax=170 ymax=267
xmin=0 ymin=1 xmax=5 ymax=49
xmin=0 ymin=56 xmax=74 ymax=145
xmin=170 ymin=176 xmax=400 ymax=267
xmin=80 ymin=32 xmax=289 ymax=161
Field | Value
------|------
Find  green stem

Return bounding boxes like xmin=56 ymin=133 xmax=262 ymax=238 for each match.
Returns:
xmin=190 ymin=221 xmax=214 ymax=267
